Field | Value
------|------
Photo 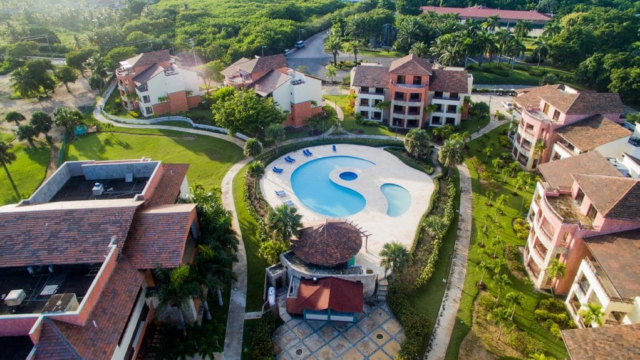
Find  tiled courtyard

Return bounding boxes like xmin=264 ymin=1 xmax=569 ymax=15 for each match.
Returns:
xmin=273 ymin=302 xmax=405 ymax=359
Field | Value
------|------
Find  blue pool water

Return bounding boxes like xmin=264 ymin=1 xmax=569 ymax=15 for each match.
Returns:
xmin=339 ymin=171 xmax=358 ymax=181
xmin=381 ymin=183 xmax=412 ymax=217
xmin=291 ymin=156 xmax=375 ymax=217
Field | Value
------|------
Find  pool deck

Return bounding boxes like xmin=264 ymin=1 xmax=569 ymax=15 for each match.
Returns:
xmin=260 ymin=144 xmax=434 ymax=277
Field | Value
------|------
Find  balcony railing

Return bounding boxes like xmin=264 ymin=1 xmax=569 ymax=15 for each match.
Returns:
xmin=584 ymin=258 xmax=635 ymax=305
xmin=393 ymin=82 xmax=425 ymax=89
xmin=408 ymin=98 xmax=422 ymax=103
xmin=433 ymin=95 xmax=460 ymax=101
xmin=628 ymin=137 xmax=640 ymax=147
xmin=393 ymin=110 xmax=405 ymax=114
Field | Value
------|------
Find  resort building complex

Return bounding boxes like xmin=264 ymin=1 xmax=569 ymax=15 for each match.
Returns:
xmin=421 ymin=6 xmax=552 ymax=30
xmin=350 ymin=54 xmax=473 ymax=129
xmin=523 ymin=151 xmax=640 ymax=329
xmin=510 ymin=84 xmax=629 ymax=170
xmin=115 ymin=50 xmax=202 ymax=117
xmin=0 ymin=159 xmax=199 ymax=359
xmin=221 ymin=54 xmax=324 ymax=128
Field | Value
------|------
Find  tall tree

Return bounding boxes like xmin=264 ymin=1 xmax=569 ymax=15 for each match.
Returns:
xmin=343 ymin=39 xmax=363 ymax=64
xmin=88 ymin=73 xmax=105 ymax=91
xmin=30 ymin=111 xmax=53 ymax=135
xmin=54 ymin=66 xmax=78 ymax=93
xmin=513 ymin=21 xmax=533 ymax=39
xmin=410 ymin=42 xmax=429 ymax=57
xmin=487 ymin=307 xmax=512 ymax=340
xmin=504 ymin=292 xmax=525 ymax=320
xmin=265 ymin=124 xmax=286 ymax=154
xmin=10 ymin=67 xmax=40 ymax=100
xmin=379 ymin=242 xmax=410 ymax=279
xmin=267 ymin=204 xmax=302 ymax=242
xmin=545 ymin=259 xmax=566 ymax=285
xmin=213 ymin=90 xmax=283 ymax=137
xmin=439 ymin=137 xmax=465 ymax=175
xmin=243 ymin=138 xmax=263 ymax=158
xmin=53 ymin=107 xmax=85 ymax=134
xmin=17 ymin=125 xmax=37 ymax=146
xmin=200 ymin=60 xmax=226 ymax=94
xmin=0 ymin=141 xmax=20 ymax=199
xmin=403 ymin=129 xmax=430 ymax=159
xmin=483 ymin=15 xmax=501 ymax=32
xmin=4 ymin=111 xmax=26 ymax=126
xmin=323 ymin=35 xmax=342 ymax=67
xmin=494 ymin=274 xmax=512 ymax=302
xmin=533 ymin=37 xmax=548 ymax=67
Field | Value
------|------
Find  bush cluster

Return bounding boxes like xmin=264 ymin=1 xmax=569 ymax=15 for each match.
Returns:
xmin=512 ymin=218 xmax=530 ymax=240
xmin=504 ymin=331 xmax=544 ymax=356
xmin=534 ymin=298 xmax=576 ymax=338
xmin=128 ymin=110 xmax=140 ymax=118
xmin=388 ymin=283 xmax=431 ymax=360
xmin=248 ymin=311 xmax=276 ymax=360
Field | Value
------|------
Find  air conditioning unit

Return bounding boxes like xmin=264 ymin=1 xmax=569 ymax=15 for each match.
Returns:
xmin=4 ymin=289 xmax=26 ymax=307
xmin=92 ymin=183 xmax=105 ymax=196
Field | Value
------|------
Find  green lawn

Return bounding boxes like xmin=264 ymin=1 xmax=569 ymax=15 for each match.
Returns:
xmin=66 ymin=129 xmax=243 ymax=190
xmin=0 ymin=142 xmax=50 ymax=205
xmin=323 ymin=95 xmax=400 ymax=138
xmin=185 ymin=108 xmax=215 ymax=123
xmin=458 ymin=114 xmax=491 ymax=135
xmin=468 ymin=63 xmax=579 ymax=88
xmin=445 ymin=125 xmax=568 ymax=360
xmin=1 ymin=131 xmax=15 ymax=143
xmin=285 ymin=126 xmax=315 ymax=140
xmin=232 ymin=165 xmax=269 ymax=312
xmin=104 ymin=88 xmax=136 ymax=119
xmin=358 ymin=48 xmax=407 ymax=58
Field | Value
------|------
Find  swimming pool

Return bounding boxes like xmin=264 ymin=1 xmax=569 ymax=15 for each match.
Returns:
xmin=291 ymin=156 xmax=374 ymax=217
xmin=380 ymin=183 xmax=412 ymax=217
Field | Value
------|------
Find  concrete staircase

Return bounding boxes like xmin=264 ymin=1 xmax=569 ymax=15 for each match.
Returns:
xmin=376 ymin=279 xmax=388 ymax=302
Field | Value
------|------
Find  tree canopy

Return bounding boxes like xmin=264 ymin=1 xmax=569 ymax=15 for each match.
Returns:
xmin=212 ymin=89 xmax=283 ymax=137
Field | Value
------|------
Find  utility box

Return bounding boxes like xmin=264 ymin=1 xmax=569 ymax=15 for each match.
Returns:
xmin=4 ymin=289 xmax=26 ymax=307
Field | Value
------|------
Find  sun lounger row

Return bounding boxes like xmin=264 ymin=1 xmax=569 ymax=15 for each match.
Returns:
xmin=275 ymin=190 xmax=286 ymax=197
xmin=273 ymin=167 xmax=283 ymax=174
xmin=303 ymin=149 xmax=313 ymax=156
xmin=284 ymin=156 xmax=296 ymax=163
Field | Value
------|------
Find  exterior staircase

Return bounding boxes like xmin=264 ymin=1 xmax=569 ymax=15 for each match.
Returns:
xmin=376 ymin=279 xmax=388 ymax=302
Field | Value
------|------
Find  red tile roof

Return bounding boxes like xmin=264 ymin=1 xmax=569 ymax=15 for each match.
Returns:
xmin=430 ymin=69 xmax=469 ymax=94
xmin=421 ymin=6 xmax=552 ymax=22
xmin=514 ymin=85 xmax=625 ymax=116
xmin=571 ymin=174 xmax=640 ymax=221
xmin=537 ymin=152 xmax=622 ymax=191
xmin=295 ymin=277 xmax=363 ymax=313
xmin=562 ymin=323 xmax=640 ymax=359
xmin=0 ymin=201 xmax=141 ymax=268
xmin=221 ymin=55 xmax=287 ymax=77
xmin=351 ymin=65 xmax=391 ymax=89
xmin=122 ymin=50 xmax=171 ymax=69
xmin=556 ymin=115 xmax=631 ymax=151
xmin=389 ymin=54 xmax=433 ymax=76
xmin=35 ymin=259 xmax=144 ymax=360
xmin=146 ymin=163 xmax=189 ymax=207
xmin=291 ymin=221 xmax=362 ymax=267
xmin=250 ymin=70 xmax=291 ymax=96
xmin=124 ymin=203 xmax=197 ymax=269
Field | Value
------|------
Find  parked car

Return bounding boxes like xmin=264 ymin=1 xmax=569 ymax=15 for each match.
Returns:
xmin=284 ymin=49 xmax=291 ymax=56
xmin=502 ymin=101 xmax=514 ymax=110
xmin=295 ymin=41 xmax=305 ymax=49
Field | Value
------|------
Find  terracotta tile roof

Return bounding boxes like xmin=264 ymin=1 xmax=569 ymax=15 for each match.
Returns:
xmin=351 ymin=65 xmax=390 ymax=89
xmin=133 ymin=63 xmax=165 ymax=85
xmin=291 ymin=221 xmax=362 ymax=267
xmin=221 ymin=55 xmax=287 ymax=77
xmin=556 ymin=115 xmax=632 ymax=151
xmin=430 ymin=69 xmax=469 ymax=94
xmin=421 ymin=6 xmax=552 ymax=22
xmin=122 ymin=50 xmax=171 ymax=69
xmin=35 ymin=259 xmax=144 ymax=360
xmin=389 ymin=54 xmax=432 ymax=76
xmin=249 ymin=70 xmax=291 ymax=96
xmin=562 ymin=323 xmax=640 ymax=359
xmin=0 ymin=202 xmax=141 ymax=268
xmin=538 ymin=152 xmax=622 ymax=190
xmin=123 ymin=203 xmax=197 ymax=269
xmin=514 ymin=85 xmax=625 ymax=115
xmin=295 ymin=277 xmax=363 ymax=313
xmin=572 ymin=174 xmax=640 ymax=221
xmin=220 ymin=57 xmax=251 ymax=77
xmin=584 ymin=229 xmax=640 ymax=299
xmin=146 ymin=163 xmax=189 ymax=207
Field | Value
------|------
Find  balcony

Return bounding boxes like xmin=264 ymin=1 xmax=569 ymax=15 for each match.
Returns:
xmin=116 ymin=67 xmax=132 ymax=76
xmin=433 ymin=94 xmax=460 ymax=101
xmin=628 ymin=137 xmax=640 ymax=147
xmin=521 ymin=141 xmax=532 ymax=152
xmin=584 ymin=258 xmax=635 ymax=305
xmin=408 ymin=97 xmax=422 ymax=103
xmin=544 ymin=195 xmax=593 ymax=229
xmin=392 ymin=81 xmax=425 ymax=89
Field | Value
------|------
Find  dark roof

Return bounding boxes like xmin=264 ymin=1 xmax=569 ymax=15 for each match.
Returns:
xmin=571 ymin=174 xmax=640 ymax=221
xmin=221 ymin=55 xmax=287 ymax=77
xmin=146 ymin=163 xmax=189 ymax=207
xmin=132 ymin=63 xmax=165 ymax=85
xmin=562 ymin=324 xmax=640 ymax=359
xmin=249 ymin=70 xmax=291 ymax=96
xmin=122 ymin=50 xmax=171 ymax=69
xmin=537 ymin=152 xmax=622 ymax=190
xmin=351 ymin=66 xmax=390 ymax=89
xmin=514 ymin=85 xmax=625 ymax=116
xmin=291 ymin=221 xmax=362 ymax=267
xmin=556 ymin=115 xmax=632 ymax=151
xmin=584 ymin=229 xmax=640 ymax=299
xmin=35 ymin=259 xmax=144 ymax=360
xmin=389 ymin=54 xmax=432 ymax=76
xmin=430 ymin=69 xmax=469 ymax=94
xmin=295 ymin=277 xmax=363 ymax=313
xmin=421 ymin=6 xmax=552 ymax=22
xmin=124 ymin=204 xmax=197 ymax=269
xmin=0 ymin=201 xmax=141 ymax=268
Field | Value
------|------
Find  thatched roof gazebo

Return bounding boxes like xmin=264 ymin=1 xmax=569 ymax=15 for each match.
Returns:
xmin=290 ymin=220 xmax=363 ymax=267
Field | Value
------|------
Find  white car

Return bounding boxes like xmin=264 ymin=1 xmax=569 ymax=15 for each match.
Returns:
xmin=502 ymin=101 xmax=514 ymax=110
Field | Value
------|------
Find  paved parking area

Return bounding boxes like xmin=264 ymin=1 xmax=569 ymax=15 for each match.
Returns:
xmin=273 ymin=302 xmax=405 ymax=359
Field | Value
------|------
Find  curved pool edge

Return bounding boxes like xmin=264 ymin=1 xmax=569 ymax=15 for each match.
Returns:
xmin=380 ymin=183 xmax=412 ymax=217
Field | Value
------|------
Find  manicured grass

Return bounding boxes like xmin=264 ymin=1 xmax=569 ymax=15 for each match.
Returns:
xmin=1 ymin=131 xmax=15 ymax=143
xmin=444 ymin=125 xmax=568 ymax=360
xmin=241 ymin=319 xmax=259 ymax=360
xmin=458 ymin=115 xmax=491 ymax=135
xmin=149 ymin=120 xmax=194 ymax=128
xmin=323 ymin=95 xmax=400 ymax=138
xmin=185 ymin=108 xmax=215 ymax=123
xmin=66 ymin=129 xmax=243 ymax=190
xmin=358 ymin=48 xmax=407 ymax=58
xmin=0 ymin=142 xmax=50 ymax=205
xmin=285 ymin=126 xmax=314 ymax=140
xmin=409 ymin=168 xmax=461 ymax=332
xmin=104 ymin=88 xmax=136 ymax=119
xmin=468 ymin=63 xmax=579 ymax=88
xmin=232 ymin=165 xmax=270 ymax=312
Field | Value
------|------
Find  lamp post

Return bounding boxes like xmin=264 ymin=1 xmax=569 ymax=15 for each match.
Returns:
xmin=261 ymin=45 xmax=267 ymax=57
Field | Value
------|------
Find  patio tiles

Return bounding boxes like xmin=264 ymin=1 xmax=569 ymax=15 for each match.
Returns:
xmin=356 ymin=317 xmax=378 ymax=333
xmin=303 ymin=333 xmax=326 ymax=352
xmin=342 ymin=347 xmax=366 ymax=360
xmin=316 ymin=345 xmax=338 ymax=359
xmin=291 ymin=322 xmax=314 ymax=339
xmin=287 ymin=343 xmax=311 ymax=359
xmin=381 ymin=318 xmax=402 ymax=336
xmin=355 ymin=337 xmax=378 ymax=356
xmin=370 ymin=308 xmax=391 ymax=324
xmin=344 ymin=325 xmax=366 ymax=343
xmin=318 ymin=323 xmax=341 ymax=342
xmin=396 ymin=330 xmax=406 ymax=343
xmin=286 ymin=318 xmax=302 ymax=329
xmin=369 ymin=349 xmax=392 ymax=360
xmin=277 ymin=330 xmax=300 ymax=350
xmin=382 ymin=339 xmax=401 ymax=357
xmin=333 ymin=321 xmax=351 ymax=333
xmin=328 ymin=334 xmax=351 ymax=355
xmin=307 ymin=320 xmax=325 ymax=330
xmin=369 ymin=327 xmax=392 ymax=346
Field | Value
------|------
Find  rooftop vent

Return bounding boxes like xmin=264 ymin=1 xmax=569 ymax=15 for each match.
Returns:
xmin=4 ymin=289 xmax=26 ymax=307
xmin=92 ymin=183 xmax=105 ymax=196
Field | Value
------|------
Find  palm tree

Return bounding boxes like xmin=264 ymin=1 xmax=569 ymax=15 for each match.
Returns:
xmin=487 ymin=307 xmax=512 ymax=340
xmin=379 ymin=242 xmax=410 ymax=280
xmin=439 ymin=137 xmax=465 ymax=176
xmin=404 ymin=129 xmax=430 ymax=159
xmin=343 ymin=39 xmax=363 ymax=64
xmin=495 ymin=194 xmax=508 ymax=219
xmin=410 ymin=41 xmax=429 ymax=57
xmin=323 ymin=35 xmax=342 ymax=67
xmin=534 ymin=140 xmax=547 ymax=160
xmin=500 ymin=168 xmax=510 ymax=183
xmin=545 ymin=259 xmax=566 ymax=285
xmin=247 ymin=161 xmax=265 ymax=196
xmin=424 ymin=216 xmax=447 ymax=239
xmin=0 ymin=141 xmax=20 ymax=199
xmin=375 ymin=100 xmax=391 ymax=123
xmin=513 ymin=21 xmax=533 ymax=39
xmin=4 ymin=111 xmax=26 ymax=126
xmin=265 ymin=124 xmax=285 ymax=154
xmin=192 ymin=244 xmax=236 ymax=321
xmin=492 ymin=158 xmax=504 ymax=171
xmin=542 ymin=21 xmax=561 ymax=39
xmin=483 ymin=15 xmax=501 ymax=32
xmin=494 ymin=274 xmax=512 ymax=302
xmin=533 ymin=37 xmax=549 ymax=67
xmin=325 ymin=64 xmax=337 ymax=84
xmin=505 ymin=37 xmax=526 ymax=74
xmin=504 ymin=292 xmax=525 ymax=320
xmin=148 ymin=265 xmax=202 ymax=337
xmin=396 ymin=17 xmax=420 ymax=50
xmin=486 ymin=188 xmax=496 ymax=206
xmin=53 ymin=107 xmax=85 ymax=134
xmin=491 ymin=237 xmax=506 ymax=259
xmin=474 ymin=31 xmax=496 ymax=69
xmin=16 ymin=125 xmax=37 ymax=146
xmin=579 ymin=303 xmax=604 ymax=327
xmin=10 ymin=67 xmax=40 ymax=101
xmin=509 ymin=161 xmax=520 ymax=177
xmin=478 ymin=260 xmax=495 ymax=286
xmin=494 ymin=30 xmax=512 ymax=65
xmin=267 ymin=204 xmax=303 ymax=242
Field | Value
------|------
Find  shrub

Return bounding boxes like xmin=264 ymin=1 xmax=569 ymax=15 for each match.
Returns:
xmin=248 ymin=311 xmax=276 ymax=360
xmin=478 ymin=292 xmax=498 ymax=311
xmin=344 ymin=104 xmax=354 ymax=115
xmin=128 ymin=110 xmax=140 ymax=118
xmin=388 ymin=283 xmax=431 ymax=360
xmin=504 ymin=331 xmax=543 ymax=356
xmin=513 ymin=218 xmax=530 ymax=240
xmin=504 ymin=244 xmax=520 ymax=261
xmin=499 ymin=135 xmax=511 ymax=148
xmin=539 ymin=298 xmax=565 ymax=312
xmin=550 ymin=323 xmax=562 ymax=338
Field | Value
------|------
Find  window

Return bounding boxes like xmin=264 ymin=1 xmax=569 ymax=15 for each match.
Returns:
xmin=375 ymin=87 xmax=384 ymax=94
xmin=447 ymin=105 xmax=457 ymax=113
xmin=374 ymin=99 xmax=382 ymax=106
xmin=575 ymin=189 xmax=585 ymax=205
xmin=145 ymin=106 xmax=152 ymax=114
xmin=394 ymin=92 xmax=405 ymax=101
xmin=552 ymin=110 xmax=560 ymax=121
xmin=372 ymin=112 xmax=381 ymax=120
xmin=142 ymin=95 xmax=150 ymax=103
xmin=408 ymin=106 xmax=420 ymax=115
xmin=586 ymin=205 xmax=598 ymax=221
xmin=359 ymin=98 xmax=369 ymax=107
xmin=446 ymin=117 xmax=456 ymax=125
xmin=393 ymin=105 xmax=405 ymax=114
xmin=434 ymin=91 xmax=443 ymax=98
xmin=360 ymin=111 xmax=368 ymax=118
xmin=543 ymin=102 xmax=550 ymax=114
xmin=409 ymin=93 xmax=420 ymax=102
xmin=412 ymin=76 xmax=421 ymax=85
xmin=431 ymin=116 xmax=442 ymax=125
xmin=397 ymin=75 xmax=405 ymax=84
xmin=361 ymin=86 xmax=369 ymax=93
xmin=450 ymin=92 xmax=458 ymax=99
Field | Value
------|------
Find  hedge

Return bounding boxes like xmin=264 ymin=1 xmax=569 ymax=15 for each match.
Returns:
xmin=388 ymin=283 xmax=431 ymax=360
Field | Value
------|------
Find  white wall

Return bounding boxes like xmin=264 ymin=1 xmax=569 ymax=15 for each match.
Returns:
xmin=307 ymin=76 xmax=323 ymax=106
xmin=272 ymin=84 xmax=291 ymax=113
xmin=621 ymin=154 xmax=640 ymax=178
xmin=111 ymin=287 xmax=146 ymax=360
xmin=596 ymin=136 xmax=632 ymax=159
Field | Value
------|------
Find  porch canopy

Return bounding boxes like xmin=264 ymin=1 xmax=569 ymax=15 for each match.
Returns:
xmin=291 ymin=220 xmax=362 ymax=267
xmin=292 ymin=277 xmax=363 ymax=315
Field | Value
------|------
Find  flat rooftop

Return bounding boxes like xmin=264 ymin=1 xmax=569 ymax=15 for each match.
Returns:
xmin=49 ymin=176 xmax=149 ymax=202
xmin=0 ymin=264 xmax=98 ymax=316
xmin=546 ymin=195 xmax=593 ymax=227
